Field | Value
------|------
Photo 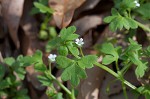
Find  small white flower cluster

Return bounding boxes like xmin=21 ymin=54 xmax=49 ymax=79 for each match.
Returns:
xmin=75 ymin=38 xmax=84 ymax=47
xmin=48 ymin=38 xmax=85 ymax=62
xmin=48 ymin=54 xmax=57 ymax=62
xmin=134 ymin=0 xmax=140 ymax=7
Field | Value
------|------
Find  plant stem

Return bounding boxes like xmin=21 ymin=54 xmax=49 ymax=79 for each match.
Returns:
xmin=123 ymin=80 xmax=136 ymax=90
xmin=115 ymin=60 xmax=128 ymax=98
xmin=122 ymin=82 xmax=128 ymax=99
xmin=95 ymin=62 xmax=118 ymax=77
xmin=79 ymin=47 xmax=84 ymax=57
xmin=128 ymin=9 xmax=131 ymax=18
xmin=49 ymin=62 xmax=52 ymax=75
xmin=50 ymin=75 xmax=72 ymax=96
xmin=115 ymin=60 xmax=119 ymax=71
xmin=121 ymin=62 xmax=132 ymax=75
xmin=94 ymin=62 xmax=136 ymax=90
xmin=71 ymin=88 xmax=76 ymax=99
xmin=135 ymin=21 xmax=150 ymax=33
xmin=48 ymin=63 xmax=74 ymax=98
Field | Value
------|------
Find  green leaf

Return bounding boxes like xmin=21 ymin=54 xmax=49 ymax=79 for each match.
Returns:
xmin=122 ymin=17 xmax=130 ymax=30
xmin=129 ymin=38 xmax=139 ymax=45
xmin=15 ymin=68 xmax=26 ymax=80
xmin=111 ymin=8 xmax=120 ymax=16
xmin=104 ymin=9 xmax=138 ymax=32
xmin=31 ymin=50 xmax=47 ymax=72
xmin=125 ymin=40 xmax=147 ymax=78
xmin=125 ymin=17 xmax=138 ymax=29
xmin=114 ymin=0 xmax=135 ymax=11
xmin=144 ymin=46 xmax=150 ymax=57
xmin=101 ymin=43 xmax=119 ymax=64
xmin=34 ymin=63 xmax=47 ymax=72
xmin=136 ymin=3 xmax=150 ymax=19
xmin=0 ymin=77 xmax=11 ymax=89
xmin=0 ymin=64 xmax=5 ymax=80
xmin=56 ymin=56 xmax=74 ymax=68
xmin=39 ymin=30 xmax=48 ymax=40
xmin=46 ymin=37 xmax=61 ymax=52
xmin=39 ymin=0 xmax=48 ymax=5
xmin=52 ymin=93 xmax=64 ymax=99
xmin=61 ymin=63 xmax=87 ymax=86
xmin=34 ymin=2 xmax=53 ymax=14
xmin=78 ymin=55 xmax=97 ymax=69
xmin=102 ymin=55 xmax=116 ymax=65
xmin=109 ymin=19 xmax=118 ymax=32
xmin=104 ymin=16 xmax=116 ymax=23
xmin=16 ymin=55 xmax=24 ymax=61
xmin=60 ymin=28 xmax=67 ymax=41
xmin=48 ymin=27 xmax=57 ymax=38
xmin=68 ymin=46 xmax=79 ymax=58
xmin=145 ymin=94 xmax=150 ymax=99
xmin=20 ymin=56 xmax=35 ymax=66
xmin=67 ymin=34 xmax=79 ymax=41
xmin=58 ymin=46 xmax=68 ymax=56
xmin=67 ymin=26 xmax=76 ymax=34
xmin=37 ymin=75 xmax=52 ymax=86
xmin=60 ymin=26 xmax=77 ymax=41
xmin=125 ymin=43 xmax=141 ymax=53
xmin=32 ymin=50 xmax=43 ymax=62
xmin=135 ymin=62 xmax=147 ymax=78
xmin=16 ymin=89 xmax=29 ymax=97
xmin=101 ymin=43 xmax=118 ymax=58
xmin=4 ymin=57 xmax=15 ymax=66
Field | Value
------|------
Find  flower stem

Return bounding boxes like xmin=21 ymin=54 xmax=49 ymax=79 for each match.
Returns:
xmin=48 ymin=63 xmax=74 ymax=98
xmin=79 ymin=47 xmax=84 ymax=57
xmin=49 ymin=62 xmax=52 ymax=75
xmin=50 ymin=75 xmax=72 ymax=96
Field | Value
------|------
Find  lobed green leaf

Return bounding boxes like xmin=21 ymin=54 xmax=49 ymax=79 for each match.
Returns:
xmin=78 ymin=55 xmax=97 ymax=69
xmin=61 ymin=63 xmax=87 ymax=86
xmin=56 ymin=56 xmax=74 ymax=68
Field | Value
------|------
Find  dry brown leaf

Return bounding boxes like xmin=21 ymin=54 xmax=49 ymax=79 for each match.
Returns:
xmin=72 ymin=15 xmax=103 ymax=36
xmin=75 ymin=0 xmax=101 ymax=17
xmin=49 ymin=0 xmax=85 ymax=28
xmin=1 ymin=0 xmax=24 ymax=48
xmin=77 ymin=66 xmax=105 ymax=99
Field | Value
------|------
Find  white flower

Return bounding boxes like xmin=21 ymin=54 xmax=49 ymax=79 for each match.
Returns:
xmin=48 ymin=54 xmax=57 ymax=62
xmin=136 ymin=3 xmax=140 ymax=7
xmin=75 ymin=38 xmax=84 ymax=47
xmin=134 ymin=0 xmax=140 ymax=7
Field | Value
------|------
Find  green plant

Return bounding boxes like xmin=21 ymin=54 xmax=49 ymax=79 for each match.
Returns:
xmin=31 ymin=0 xmax=57 ymax=40
xmin=104 ymin=0 xmax=150 ymax=33
xmin=0 ymin=56 xmax=30 ymax=99
xmin=1 ymin=0 xmax=150 ymax=99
